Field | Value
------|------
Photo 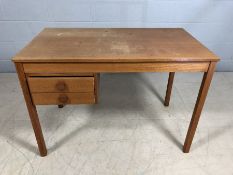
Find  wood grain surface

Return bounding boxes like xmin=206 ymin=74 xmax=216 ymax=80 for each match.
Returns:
xmin=23 ymin=62 xmax=209 ymax=73
xmin=13 ymin=28 xmax=219 ymax=63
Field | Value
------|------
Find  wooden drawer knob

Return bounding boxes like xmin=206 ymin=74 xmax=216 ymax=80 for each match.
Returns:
xmin=58 ymin=94 xmax=69 ymax=104
xmin=56 ymin=82 xmax=66 ymax=91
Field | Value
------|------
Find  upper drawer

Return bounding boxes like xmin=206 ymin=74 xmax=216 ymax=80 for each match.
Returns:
xmin=28 ymin=77 xmax=94 ymax=93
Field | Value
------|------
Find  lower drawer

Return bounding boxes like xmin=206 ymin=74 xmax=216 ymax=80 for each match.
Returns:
xmin=32 ymin=92 xmax=95 ymax=105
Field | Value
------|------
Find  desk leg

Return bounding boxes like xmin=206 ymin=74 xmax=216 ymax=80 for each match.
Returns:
xmin=94 ymin=73 xmax=100 ymax=104
xmin=15 ymin=63 xmax=47 ymax=157
xmin=183 ymin=62 xmax=216 ymax=153
xmin=164 ymin=72 xmax=175 ymax=106
xmin=58 ymin=104 xmax=64 ymax=108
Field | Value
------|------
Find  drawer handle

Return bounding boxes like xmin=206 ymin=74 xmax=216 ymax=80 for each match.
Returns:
xmin=56 ymin=82 xmax=66 ymax=91
xmin=58 ymin=94 xmax=69 ymax=104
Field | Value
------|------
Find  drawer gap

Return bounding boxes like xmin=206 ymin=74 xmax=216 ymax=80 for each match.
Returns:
xmin=26 ymin=73 xmax=94 ymax=77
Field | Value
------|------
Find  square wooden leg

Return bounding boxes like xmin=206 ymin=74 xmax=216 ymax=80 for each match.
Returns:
xmin=94 ymin=73 xmax=100 ymax=104
xmin=15 ymin=63 xmax=47 ymax=157
xmin=164 ymin=72 xmax=175 ymax=106
xmin=58 ymin=104 xmax=64 ymax=108
xmin=183 ymin=62 xmax=216 ymax=153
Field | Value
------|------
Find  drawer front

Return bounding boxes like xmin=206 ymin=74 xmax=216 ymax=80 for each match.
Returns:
xmin=32 ymin=93 xmax=95 ymax=105
xmin=28 ymin=77 xmax=94 ymax=93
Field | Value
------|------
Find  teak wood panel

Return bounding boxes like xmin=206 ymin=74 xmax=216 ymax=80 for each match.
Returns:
xmin=23 ymin=62 xmax=209 ymax=73
xmin=27 ymin=77 xmax=94 ymax=93
xmin=32 ymin=92 xmax=95 ymax=105
xmin=13 ymin=28 xmax=219 ymax=63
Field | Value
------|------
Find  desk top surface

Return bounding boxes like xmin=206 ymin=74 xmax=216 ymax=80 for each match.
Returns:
xmin=13 ymin=28 xmax=219 ymax=63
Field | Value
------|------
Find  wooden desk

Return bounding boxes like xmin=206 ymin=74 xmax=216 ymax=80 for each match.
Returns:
xmin=12 ymin=28 xmax=219 ymax=157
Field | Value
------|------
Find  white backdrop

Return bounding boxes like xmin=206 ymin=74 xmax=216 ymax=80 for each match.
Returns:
xmin=0 ymin=0 xmax=232 ymax=72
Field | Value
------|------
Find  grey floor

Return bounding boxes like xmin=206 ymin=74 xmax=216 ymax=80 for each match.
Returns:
xmin=0 ymin=72 xmax=233 ymax=175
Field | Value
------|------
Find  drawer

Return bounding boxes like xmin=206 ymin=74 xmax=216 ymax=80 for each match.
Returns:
xmin=32 ymin=92 xmax=95 ymax=105
xmin=28 ymin=77 xmax=94 ymax=93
